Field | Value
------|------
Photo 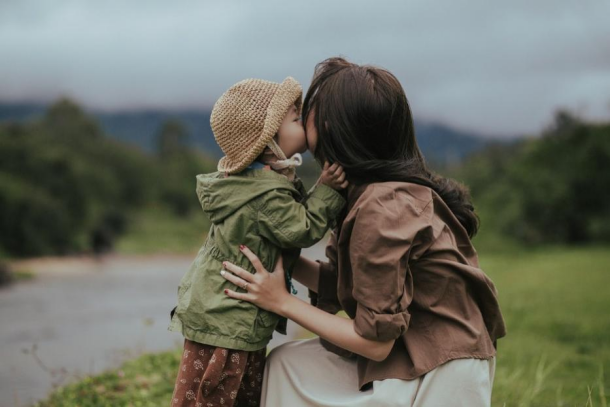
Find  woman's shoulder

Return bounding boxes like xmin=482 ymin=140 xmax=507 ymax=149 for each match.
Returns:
xmin=349 ymin=181 xmax=434 ymax=217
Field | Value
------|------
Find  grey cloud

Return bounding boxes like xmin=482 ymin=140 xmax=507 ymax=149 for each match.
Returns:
xmin=0 ymin=0 xmax=608 ymax=137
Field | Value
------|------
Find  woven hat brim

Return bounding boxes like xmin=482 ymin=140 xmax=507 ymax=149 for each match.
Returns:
xmin=217 ymin=77 xmax=302 ymax=174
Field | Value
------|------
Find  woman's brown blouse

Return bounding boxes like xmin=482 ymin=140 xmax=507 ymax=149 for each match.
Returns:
xmin=308 ymin=181 xmax=507 ymax=391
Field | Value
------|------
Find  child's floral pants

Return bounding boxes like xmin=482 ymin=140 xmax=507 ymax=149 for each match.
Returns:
xmin=170 ymin=338 xmax=267 ymax=407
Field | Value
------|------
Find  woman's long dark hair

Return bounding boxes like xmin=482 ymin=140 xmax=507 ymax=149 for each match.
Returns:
xmin=303 ymin=57 xmax=479 ymax=238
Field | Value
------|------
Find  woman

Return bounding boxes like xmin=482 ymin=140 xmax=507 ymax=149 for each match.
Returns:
xmin=220 ymin=57 xmax=507 ymax=406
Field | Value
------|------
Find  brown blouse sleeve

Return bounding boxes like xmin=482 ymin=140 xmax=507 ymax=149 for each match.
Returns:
xmin=350 ymin=185 xmax=431 ymax=342
xmin=308 ymin=229 xmax=343 ymax=315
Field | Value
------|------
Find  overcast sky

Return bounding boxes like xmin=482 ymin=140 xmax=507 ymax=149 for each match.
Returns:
xmin=0 ymin=0 xmax=608 ymax=138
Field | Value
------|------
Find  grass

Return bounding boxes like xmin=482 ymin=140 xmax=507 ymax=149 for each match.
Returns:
xmin=11 ymin=268 xmax=36 ymax=282
xmin=33 ymin=348 xmax=183 ymax=407
xmin=33 ymin=243 xmax=609 ymax=406
xmin=481 ymin=244 xmax=609 ymax=406
xmin=115 ymin=204 xmax=210 ymax=256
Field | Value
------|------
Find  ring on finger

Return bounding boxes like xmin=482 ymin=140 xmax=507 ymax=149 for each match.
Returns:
xmin=242 ymin=282 xmax=249 ymax=291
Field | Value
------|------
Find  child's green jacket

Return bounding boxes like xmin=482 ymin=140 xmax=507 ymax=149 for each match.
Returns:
xmin=167 ymin=167 xmax=346 ymax=351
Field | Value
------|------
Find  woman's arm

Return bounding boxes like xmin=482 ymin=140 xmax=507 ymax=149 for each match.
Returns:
xmin=220 ymin=246 xmax=394 ymax=362
xmin=279 ymin=292 xmax=394 ymax=362
xmin=291 ymin=255 xmax=319 ymax=293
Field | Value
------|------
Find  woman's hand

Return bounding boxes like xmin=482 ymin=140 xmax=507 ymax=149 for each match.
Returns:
xmin=222 ymin=245 xmax=395 ymax=362
xmin=221 ymin=245 xmax=292 ymax=316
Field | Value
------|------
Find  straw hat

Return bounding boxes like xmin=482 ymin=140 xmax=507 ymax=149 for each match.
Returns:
xmin=211 ymin=77 xmax=302 ymax=174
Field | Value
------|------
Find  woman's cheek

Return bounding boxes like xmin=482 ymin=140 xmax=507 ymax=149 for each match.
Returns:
xmin=306 ymin=133 xmax=317 ymax=154
xmin=305 ymin=117 xmax=318 ymax=154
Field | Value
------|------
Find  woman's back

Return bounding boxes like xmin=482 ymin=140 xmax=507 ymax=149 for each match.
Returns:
xmin=312 ymin=181 xmax=506 ymax=390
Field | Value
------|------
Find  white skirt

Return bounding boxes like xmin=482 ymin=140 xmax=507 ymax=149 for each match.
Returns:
xmin=261 ymin=338 xmax=495 ymax=407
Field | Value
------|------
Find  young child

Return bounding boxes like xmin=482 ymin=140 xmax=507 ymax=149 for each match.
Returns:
xmin=167 ymin=77 xmax=348 ymax=407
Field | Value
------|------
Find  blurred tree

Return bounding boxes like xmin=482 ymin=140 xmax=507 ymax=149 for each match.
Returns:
xmin=157 ymin=119 xmax=189 ymax=159
xmin=42 ymin=98 xmax=103 ymax=140
xmin=0 ymin=99 xmax=212 ymax=257
xmin=154 ymin=119 xmax=217 ymax=217
xmin=458 ymin=110 xmax=609 ymax=244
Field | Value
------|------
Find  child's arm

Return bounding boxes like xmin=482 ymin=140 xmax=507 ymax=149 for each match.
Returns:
xmin=316 ymin=162 xmax=349 ymax=190
xmin=254 ymin=164 xmax=347 ymax=249
xmin=255 ymin=183 xmax=344 ymax=248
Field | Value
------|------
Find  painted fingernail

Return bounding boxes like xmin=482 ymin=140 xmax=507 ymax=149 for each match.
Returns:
xmin=220 ymin=270 xmax=225 ymax=276
xmin=239 ymin=245 xmax=245 ymax=250
xmin=224 ymin=289 xmax=228 ymax=294
xmin=222 ymin=261 xmax=226 ymax=268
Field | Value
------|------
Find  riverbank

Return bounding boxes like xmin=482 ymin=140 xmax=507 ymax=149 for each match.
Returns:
xmin=0 ymin=243 xmax=322 ymax=407
xmin=29 ymin=244 xmax=610 ymax=407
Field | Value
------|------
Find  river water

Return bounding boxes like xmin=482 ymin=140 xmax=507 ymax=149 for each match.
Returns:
xmin=0 ymin=243 xmax=324 ymax=407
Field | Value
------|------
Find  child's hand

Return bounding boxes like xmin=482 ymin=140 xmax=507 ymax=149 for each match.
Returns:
xmin=318 ymin=161 xmax=349 ymax=190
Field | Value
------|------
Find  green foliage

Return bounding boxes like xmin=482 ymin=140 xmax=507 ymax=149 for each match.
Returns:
xmin=157 ymin=147 xmax=217 ymax=218
xmin=2 ymin=102 xmax=607 ymax=256
xmin=0 ymin=171 xmax=76 ymax=255
xmin=457 ymin=110 xmax=609 ymax=245
xmin=0 ymin=99 xmax=217 ymax=257
xmin=33 ymin=347 xmax=183 ymax=407
xmin=115 ymin=204 xmax=209 ymax=255
xmin=157 ymin=119 xmax=189 ymax=159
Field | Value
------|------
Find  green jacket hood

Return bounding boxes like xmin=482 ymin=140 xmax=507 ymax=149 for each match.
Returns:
xmin=195 ymin=170 xmax=299 ymax=224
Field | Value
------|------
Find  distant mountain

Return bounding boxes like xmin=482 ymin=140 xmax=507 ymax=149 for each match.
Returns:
xmin=0 ymin=102 xmax=505 ymax=164
xmin=97 ymin=109 xmax=223 ymax=156
xmin=414 ymin=121 xmax=491 ymax=166
xmin=0 ymin=102 xmax=47 ymax=122
xmin=0 ymin=102 xmax=223 ymax=156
